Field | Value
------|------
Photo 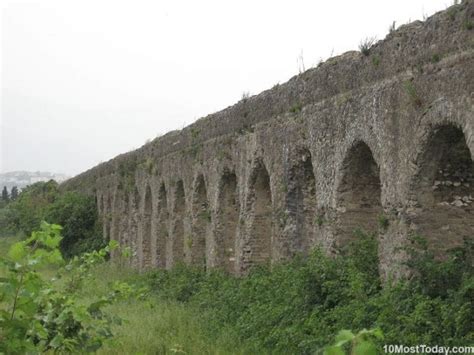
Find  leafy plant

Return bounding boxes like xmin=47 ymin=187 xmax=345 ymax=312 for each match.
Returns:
xmin=290 ymin=103 xmax=302 ymax=114
xmin=463 ymin=19 xmax=473 ymax=30
xmin=403 ymin=80 xmax=422 ymax=107
xmin=430 ymin=53 xmax=441 ymax=63
xmin=0 ymin=222 xmax=139 ymax=353
xmin=144 ymin=229 xmax=473 ymax=353
xmin=359 ymin=37 xmax=376 ymax=56
xmin=388 ymin=21 xmax=396 ymax=34
xmin=46 ymin=192 xmax=104 ymax=258
xmin=371 ymin=55 xmax=380 ymax=67
xmin=199 ymin=209 xmax=212 ymax=222
xmin=324 ymin=328 xmax=384 ymax=355
xmin=316 ymin=215 xmax=325 ymax=226
xmin=378 ymin=214 xmax=389 ymax=230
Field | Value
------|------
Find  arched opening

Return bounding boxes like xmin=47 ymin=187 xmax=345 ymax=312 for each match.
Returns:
xmin=247 ymin=161 xmax=273 ymax=267
xmin=191 ymin=175 xmax=210 ymax=268
xmin=97 ymin=195 xmax=103 ymax=215
xmin=119 ymin=193 xmax=130 ymax=250
xmin=130 ymin=187 xmax=140 ymax=268
xmin=336 ymin=141 xmax=382 ymax=247
xmin=155 ymin=184 xmax=169 ymax=268
xmin=141 ymin=185 xmax=153 ymax=269
xmin=109 ymin=193 xmax=120 ymax=254
xmin=105 ymin=196 xmax=112 ymax=242
xmin=170 ymin=181 xmax=185 ymax=267
xmin=413 ymin=125 xmax=473 ymax=251
xmin=217 ymin=171 xmax=239 ymax=273
xmin=287 ymin=150 xmax=316 ymax=256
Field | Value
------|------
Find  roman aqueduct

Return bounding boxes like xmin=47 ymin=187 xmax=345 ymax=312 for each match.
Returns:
xmin=63 ymin=1 xmax=474 ymax=278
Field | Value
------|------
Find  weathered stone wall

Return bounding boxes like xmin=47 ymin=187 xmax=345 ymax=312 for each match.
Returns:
xmin=64 ymin=1 xmax=474 ymax=278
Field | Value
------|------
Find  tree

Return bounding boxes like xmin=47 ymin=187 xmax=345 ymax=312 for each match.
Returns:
xmin=10 ymin=186 xmax=19 ymax=201
xmin=1 ymin=186 xmax=9 ymax=203
xmin=46 ymin=191 xmax=104 ymax=257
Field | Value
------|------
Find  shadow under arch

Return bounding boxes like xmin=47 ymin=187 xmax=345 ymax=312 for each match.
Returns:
xmin=141 ymin=184 xmax=153 ymax=269
xmin=245 ymin=159 xmax=273 ymax=269
xmin=411 ymin=124 xmax=473 ymax=252
xmin=190 ymin=175 xmax=210 ymax=268
xmin=155 ymin=183 xmax=169 ymax=268
xmin=216 ymin=170 xmax=239 ymax=273
xmin=335 ymin=141 xmax=382 ymax=248
xmin=129 ymin=186 xmax=140 ymax=268
xmin=287 ymin=148 xmax=317 ymax=256
xmin=170 ymin=180 xmax=186 ymax=267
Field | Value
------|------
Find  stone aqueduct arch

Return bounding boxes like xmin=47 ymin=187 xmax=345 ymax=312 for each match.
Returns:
xmin=62 ymin=2 xmax=474 ymax=278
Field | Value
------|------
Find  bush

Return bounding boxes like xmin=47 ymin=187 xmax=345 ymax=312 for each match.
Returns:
xmin=0 ymin=181 xmax=104 ymax=258
xmin=359 ymin=37 xmax=376 ymax=56
xmin=0 ymin=222 xmax=139 ymax=353
xmin=145 ymin=231 xmax=473 ymax=353
xmin=46 ymin=192 xmax=104 ymax=258
xmin=1 ymin=181 xmax=58 ymax=236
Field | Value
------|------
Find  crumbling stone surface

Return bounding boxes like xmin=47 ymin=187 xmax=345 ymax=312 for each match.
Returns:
xmin=62 ymin=1 xmax=474 ymax=278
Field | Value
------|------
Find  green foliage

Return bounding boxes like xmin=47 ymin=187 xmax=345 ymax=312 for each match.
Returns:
xmin=45 ymin=191 xmax=105 ymax=258
xmin=359 ymin=37 xmax=376 ymax=56
xmin=402 ymin=235 xmax=473 ymax=298
xmin=1 ymin=181 xmax=59 ymax=236
xmin=403 ymin=80 xmax=422 ymax=107
xmin=324 ymin=328 xmax=384 ymax=355
xmin=117 ymin=158 xmax=138 ymax=192
xmin=199 ymin=209 xmax=212 ymax=222
xmin=289 ymin=103 xmax=302 ymax=114
xmin=145 ymin=231 xmax=473 ymax=353
xmin=447 ymin=4 xmax=459 ymax=21
xmin=463 ymin=19 xmax=474 ymax=30
xmin=190 ymin=127 xmax=200 ymax=140
xmin=0 ymin=222 xmax=139 ymax=354
xmin=316 ymin=215 xmax=325 ymax=226
xmin=371 ymin=55 xmax=380 ymax=67
xmin=0 ymin=182 xmax=104 ymax=258
xmin=10 ymin=186 xmax=19 ymax=201
xmin=378 ymin=214 xmax=389 ymax=230
xmin=140 ymin=158 xmax=155 ymax=175
xmin=1 ymin=186 xmax=9 ymax=203
xmin=431 ymin=53 xmax=441 ymax=63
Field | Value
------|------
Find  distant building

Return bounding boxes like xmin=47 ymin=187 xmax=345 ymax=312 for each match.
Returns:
xmin=0 ymin=171 xmax=71 ymax=190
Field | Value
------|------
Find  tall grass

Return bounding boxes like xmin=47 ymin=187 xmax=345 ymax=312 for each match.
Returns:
xmin=2 ymin=233 xmax=472 ymax=354
xmin=1 ymin=235 xmax=255 ymax=354
xmin=79 ymin=260 xmax=257 ymax=354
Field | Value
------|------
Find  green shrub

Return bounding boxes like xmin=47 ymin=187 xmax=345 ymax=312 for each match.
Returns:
xmin=359 ymin=37 xmax=376 ymax=56
xmin=403 ymin=80 xmax=422 ymax=107
xmin=378 ymin=214 xmax=389 ymax=230
xmin=0 ymin=222 xmax=139 ymax=353
xmin=145 ymin=231 xmax=473 ymax=353
xmin=0 ymin=183 xmax=104 ymax=258
xmin=290 ymin=103 xmax=302 ymax=114
xmin=1 ymin=181 xmax=58 ymax=236
xmin=46 ymin=192 xmax=104 ymax=258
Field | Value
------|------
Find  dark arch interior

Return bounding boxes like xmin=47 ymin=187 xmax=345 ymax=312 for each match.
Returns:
xmin=248 ymin=162 xmax=272 ymax=267
xmin=130 ymin=187 xmax=140 ymax=268
xmin=217 ymin=171 xmax=239 ymax=273
xmin=414 ymin=125 xmax=473 ymax=251
xmin=191 ymin=176 xmax=210 ymax=268
xmin=105 ymin=196 xmax=112 ymax=242
xmin=171 ymin=181 xmax=185 ymax=267
xmin=336 ymin=142 xmax=382 ymax=247
xmin=156 ymin=184 xmax=169 ymax=268
xmin=142 ymin=185 xmax=153 ymax=269
xmin=119 ymin=193 xmax=130 ymax=250
xmin=287 ymin=150 xmax=316 ymax=256
xmin=110 ymin=194 xmax=120 ymax=250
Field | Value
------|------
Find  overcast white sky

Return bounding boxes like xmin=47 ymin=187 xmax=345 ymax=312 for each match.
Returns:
xmin=1 ymin=0 xmax=451 ymax=176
